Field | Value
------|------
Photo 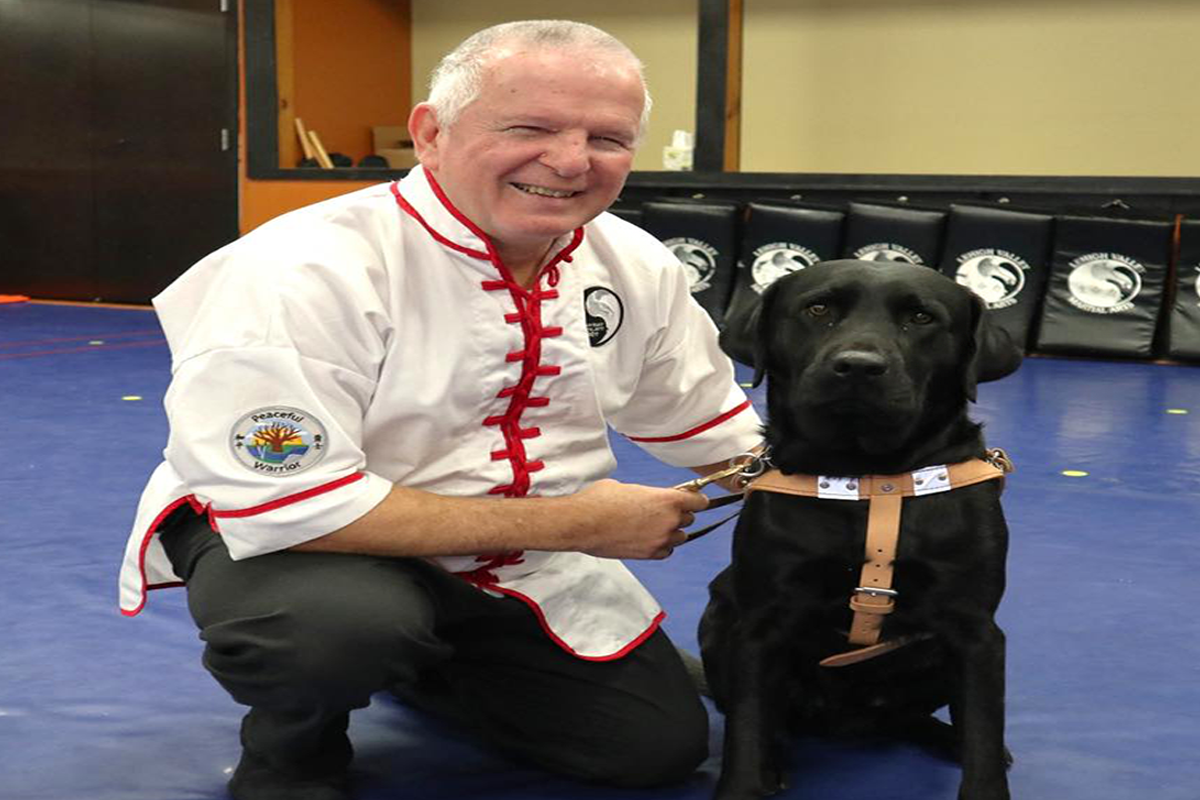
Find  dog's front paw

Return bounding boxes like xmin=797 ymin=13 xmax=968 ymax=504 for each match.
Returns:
xmin=958 ymin=778 xmax=1010 ymax=800
xmin=714 ymin=766 xmax=788 ymax=799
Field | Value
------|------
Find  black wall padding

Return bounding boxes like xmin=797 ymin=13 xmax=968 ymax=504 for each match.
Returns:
xmin=641 ymin=200 xmax=741 ymax=322
xmin=1166 ymin=220 xmax=1200 ymax=361
xmin=724 ymin=202 xmax=845 ymax=326
xmin=841 ymin=202 xmax=947 ymax=267
xmin=1035 ymin=215 xmax=1172 ymax=358
xmin=938 ymin=204 xmax=1055 ymax=351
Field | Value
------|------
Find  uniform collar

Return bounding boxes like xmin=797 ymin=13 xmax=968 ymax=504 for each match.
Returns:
xmin=393 ymin=165 xmax=582 ymax=274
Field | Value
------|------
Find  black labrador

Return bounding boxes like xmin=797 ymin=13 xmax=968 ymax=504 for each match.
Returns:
xmin=700 ymin=260 xmax=1023 ymax=800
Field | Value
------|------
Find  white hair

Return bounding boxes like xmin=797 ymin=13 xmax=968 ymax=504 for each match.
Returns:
xmin=425 ymin=20 xmax=653 ymax=140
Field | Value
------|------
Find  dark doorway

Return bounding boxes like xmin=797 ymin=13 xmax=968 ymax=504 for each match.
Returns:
xmin=0 ymin=0 xmax=237 ymax=303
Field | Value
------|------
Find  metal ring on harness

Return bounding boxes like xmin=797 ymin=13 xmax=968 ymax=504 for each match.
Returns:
xmin=672 ymin=447 xmax=771 ymax=542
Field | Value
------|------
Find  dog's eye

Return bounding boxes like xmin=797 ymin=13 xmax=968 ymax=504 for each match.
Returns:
xmin=806 ymin=303 xmax=830 ymax=317
xmin=911 ymin=311 xmax=934 ymax=325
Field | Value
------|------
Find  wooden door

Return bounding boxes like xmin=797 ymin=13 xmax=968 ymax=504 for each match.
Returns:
xmin=91 ymin=0 xmax=237 ymax=302
xmin=0 ymin=0 xmax=95 ymax=299
xmin=0 ymin=0 xmax=237 ymax=303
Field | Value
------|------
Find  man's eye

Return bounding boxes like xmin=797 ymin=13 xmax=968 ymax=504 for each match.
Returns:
xmin=806 ymin=303 xmax=829 ymax=317
xmin=592 ymin=136 xmax=628 ymax=148
xmin=912 ymin=311 xmax=934 ymax=325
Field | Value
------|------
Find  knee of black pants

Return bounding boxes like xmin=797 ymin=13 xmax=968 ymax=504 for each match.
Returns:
xmin=193 ymin=556 xmax=452 ymax=712
xmin=591 ymin=695 xmax=709 ymax=788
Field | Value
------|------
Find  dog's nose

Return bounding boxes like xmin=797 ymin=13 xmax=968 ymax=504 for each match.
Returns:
xmin=831 ymin=350 xmax=888 ymax=378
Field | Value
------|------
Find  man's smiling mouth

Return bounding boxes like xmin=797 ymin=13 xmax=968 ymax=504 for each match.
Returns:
xmin=512 ymin=182 xmax=580 ymax=198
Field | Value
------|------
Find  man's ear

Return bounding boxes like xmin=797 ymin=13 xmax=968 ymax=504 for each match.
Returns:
xmin=408 ymin=103 xmax=442 ymax=170
xmin=963 ymin=292 xmax=1023 ymax=402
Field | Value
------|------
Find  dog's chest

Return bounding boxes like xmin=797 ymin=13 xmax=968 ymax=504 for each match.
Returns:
xmin=737 ymin=490 xmax=990 ymax=627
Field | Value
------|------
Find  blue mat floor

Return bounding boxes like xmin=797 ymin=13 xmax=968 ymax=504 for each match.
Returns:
xmin=1 ymin=301 xmax=1198 ymax=799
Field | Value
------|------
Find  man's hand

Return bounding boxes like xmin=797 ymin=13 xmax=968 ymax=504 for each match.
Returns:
xmin=569 ymin=479 xmax=710 ymax=560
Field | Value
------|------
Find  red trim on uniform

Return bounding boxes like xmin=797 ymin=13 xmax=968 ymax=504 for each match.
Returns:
xmin=492 ymin=585 xmax=666 ymax=662
xmin=120 ymin=495 xmax=202 ymax=617
xmin=392 ymin=171 xmax=585 ymax=500
xmin=210 ymin=472 xmax=366 ymax=519
xmin=125 ymin=474 xmax=368 ymax=616
xmin=626 ymin=399 xmax=754 ymax=443
xmin=390 ymin=181 xmax=492 ymax=261
xmin=419 ymin=170 xmax=503 ymax=261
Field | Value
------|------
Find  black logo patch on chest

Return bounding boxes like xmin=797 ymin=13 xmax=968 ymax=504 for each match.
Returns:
xmin=584 ymin=286 xmax=624 ymax=347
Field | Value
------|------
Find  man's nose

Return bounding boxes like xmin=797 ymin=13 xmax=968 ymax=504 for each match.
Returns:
xmin=539 ymin=133 xmax=589 ymax=176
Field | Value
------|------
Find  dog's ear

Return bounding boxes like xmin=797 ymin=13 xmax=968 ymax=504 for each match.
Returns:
xmin=717 ymin=293 xmax=760 ymax=369
xmin=963 ymin=293 xmax=1024 ymax=401
xmin=749 ymin=279 xmax=789 ymax=387
xmin=717 ymin=280 xmax=786 ymax=387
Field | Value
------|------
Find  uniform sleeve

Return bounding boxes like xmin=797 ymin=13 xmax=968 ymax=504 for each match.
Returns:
xmin=607 ymin=256 xmax=763 ymax=468
xmin=156 ymin=233 xmax=394 ymax=560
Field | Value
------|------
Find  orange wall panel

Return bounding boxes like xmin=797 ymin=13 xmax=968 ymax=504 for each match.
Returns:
xmin=289 ymin=0 xmax=412 ymax=165
xmin=241 ymin=179 xmax=380 ymax=234
xmin=239 ymin=1 xmax=410 ymax=234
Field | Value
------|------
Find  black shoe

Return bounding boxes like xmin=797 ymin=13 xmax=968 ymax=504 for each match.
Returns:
xmin=227 ymin=749 xmax=349 ymax=800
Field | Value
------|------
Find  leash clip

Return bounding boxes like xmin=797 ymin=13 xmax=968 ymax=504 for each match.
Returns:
xmin=984 ymin=447 xmax=1015 ymax=474
xmin=672 ymin=447 xmax=771 ymax=493
xmin=672 ymin=447 xmax=771 ymax=543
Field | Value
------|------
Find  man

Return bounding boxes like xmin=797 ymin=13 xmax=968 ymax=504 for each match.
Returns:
xmin=119 ymin=20 xmax=762 ymax=800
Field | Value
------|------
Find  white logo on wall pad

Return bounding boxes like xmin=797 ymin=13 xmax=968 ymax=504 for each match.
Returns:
xmin=664 ymin=237 xmax=720 ymax=293
xmin=583 ymin=286 xmax=624 ymax=346
xmin=955 ymin=249 xmax=1029 ymax=309
xmin=750 ymin=243 xmax=819 ymax=294
xmin=1193 ymin=265 xmax=1200 ymax=304
xmin=230 ymin=407 xmax=328 ymax=476
xmin=1065 ymin=252 xmax=1144 ymax=314
xmin=853 ymin=243 xmax=924 ymax=265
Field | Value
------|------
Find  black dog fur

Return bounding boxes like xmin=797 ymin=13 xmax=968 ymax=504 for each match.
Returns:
xmin=700 ymin=260 xmax=1023 ymax=800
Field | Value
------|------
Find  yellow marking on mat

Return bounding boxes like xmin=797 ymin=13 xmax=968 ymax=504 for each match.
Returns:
xmin=1061 ymin=470 xmax=1089 ymax=478
xmin=1166 ymin=408 xmax=1189 ymax=415
xmin=122 ymin=395 xmax=143 ymax=401
xmin=88 ymin=340 xmax=104 ymax=345
xmin=738 ymin=382 xmax=754 ymax=388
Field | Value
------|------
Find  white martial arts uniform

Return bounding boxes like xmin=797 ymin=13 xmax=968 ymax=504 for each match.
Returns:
xmin=119 ymin=165 xmax=762 ymax=659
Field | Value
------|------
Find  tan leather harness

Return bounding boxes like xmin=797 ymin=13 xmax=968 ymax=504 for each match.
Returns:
xmin=739 ymin=449 xmax=1014 ymax=668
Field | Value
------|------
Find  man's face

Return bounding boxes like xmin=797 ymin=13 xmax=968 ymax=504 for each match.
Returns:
xmin=413 ymin=47 xmax=644 ymax=265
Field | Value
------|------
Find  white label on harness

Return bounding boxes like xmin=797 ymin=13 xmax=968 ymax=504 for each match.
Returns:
xmin=912 ymin=464 xmax=951 ymax=496
xmin=817 ymin=476 xmax=861 ymax=501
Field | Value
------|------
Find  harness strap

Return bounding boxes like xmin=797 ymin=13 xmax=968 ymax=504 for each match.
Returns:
xmin=744 ymin=451 xmax=1012 ymax=667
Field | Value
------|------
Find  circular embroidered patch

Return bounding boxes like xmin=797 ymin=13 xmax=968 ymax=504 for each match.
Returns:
xmin=230 ymin=407 xmax=328 ymax=476
xmin=584 ymin=286 xmax=624 ymax=347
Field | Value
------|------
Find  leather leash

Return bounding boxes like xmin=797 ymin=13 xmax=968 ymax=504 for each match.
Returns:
xmin=742 ymin=448 xmax=1014 ymax=668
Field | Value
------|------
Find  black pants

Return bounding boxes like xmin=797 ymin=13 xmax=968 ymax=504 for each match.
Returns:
xmin=159 ymin=510 xmax=708 ymax=788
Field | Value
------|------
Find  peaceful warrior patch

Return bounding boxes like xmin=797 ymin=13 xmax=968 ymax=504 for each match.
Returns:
xmin=231 ymin=407 xmax=328 ymax=475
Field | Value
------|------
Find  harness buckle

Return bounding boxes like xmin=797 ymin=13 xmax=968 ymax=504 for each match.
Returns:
xmin=854 ymin=586 xmax=898 ymax=599
xmin=850 ymin=586 xmax=897 ymax=615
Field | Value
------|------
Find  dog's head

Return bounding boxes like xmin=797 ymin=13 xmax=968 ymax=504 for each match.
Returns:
xmin=721 ymin=260 xmax=1022 ymax=468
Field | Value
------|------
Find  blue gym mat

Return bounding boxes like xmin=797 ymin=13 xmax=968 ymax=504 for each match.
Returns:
xmin=1 ymin=301 xmax=1197 ymax=799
